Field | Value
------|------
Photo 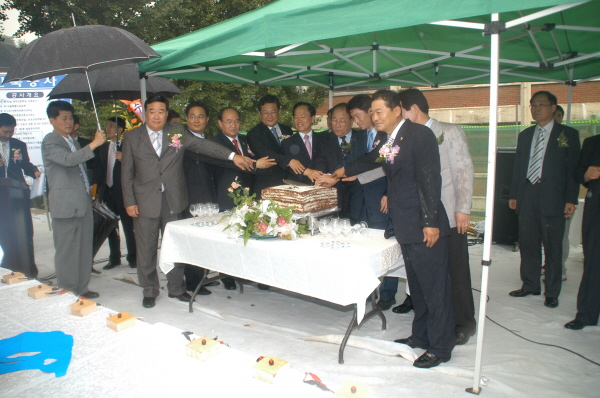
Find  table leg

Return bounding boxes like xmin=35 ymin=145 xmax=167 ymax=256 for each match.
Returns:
xmin=338 ymin=292 xmax=387 ymax=364
xmin=189 ymin=274 xmax=208 ymax=313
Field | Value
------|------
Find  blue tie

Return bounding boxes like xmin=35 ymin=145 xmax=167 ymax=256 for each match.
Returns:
xmin=270 ymin=127 xmax=279 ymax=144
xmin=367 ymin=130 xmax=375 ymax=153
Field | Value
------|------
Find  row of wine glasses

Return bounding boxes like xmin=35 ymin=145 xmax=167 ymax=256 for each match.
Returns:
xmin=190 ymin=203 xmax=219 ymax=227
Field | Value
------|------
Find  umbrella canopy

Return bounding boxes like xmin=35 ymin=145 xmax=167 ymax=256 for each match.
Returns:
xmin=140 ymin=0 xmax=600 ymax=88
xmin=4 ymin=25 xmax=160 ymax=129
xmin=48 ymin=64 xmax=182 ymax=101
xmin=0 ymin=43 xmax=20 ymax=73
xmin=5 ymin=25 xmax=160 ymax=83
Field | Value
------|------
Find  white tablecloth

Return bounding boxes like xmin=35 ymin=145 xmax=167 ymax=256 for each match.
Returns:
xmin=159 ymin=219 xmax=404 ymax=323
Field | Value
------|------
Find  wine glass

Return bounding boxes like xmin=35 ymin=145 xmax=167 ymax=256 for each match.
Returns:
xmin=189 ymin=204 xmax=198 ymax=225
xmin=319 ymin=219 xmax=331 ymax=239
xmin=340 ymin=218 xmax=352 ymax=240
xmin=198 ymin=204 xmax=208 ymax=226
xmin=209 ymin=203 xmax=219 ymax=225
xmin=330 ymin=218 xmax=341 ymax=245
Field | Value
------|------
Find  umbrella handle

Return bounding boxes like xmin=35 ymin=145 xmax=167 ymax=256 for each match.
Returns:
xmin=85 ymin=70 xmax=102 ymax=130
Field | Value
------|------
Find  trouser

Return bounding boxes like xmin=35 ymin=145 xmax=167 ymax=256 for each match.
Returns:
xmin=134 ymin=192 xmax=185 ymax=298
xmin=402 ymin=238 xmax=454 ymax=360
xmin=518 ymin=182 xmax=565 ymax=298
xmin=52 ymin=206 xmax=93 ymax=295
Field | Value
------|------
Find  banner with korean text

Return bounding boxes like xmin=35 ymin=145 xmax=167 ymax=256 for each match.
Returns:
xmin=0 ymin=74 xmax=66 ymax=167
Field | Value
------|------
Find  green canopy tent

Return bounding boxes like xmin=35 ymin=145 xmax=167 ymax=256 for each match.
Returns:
xmin=139 ymin=0 xmax=600 ymax=393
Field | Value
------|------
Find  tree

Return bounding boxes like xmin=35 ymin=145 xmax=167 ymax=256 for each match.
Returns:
xmin=7 ymin=0 xmax=327 ymax=136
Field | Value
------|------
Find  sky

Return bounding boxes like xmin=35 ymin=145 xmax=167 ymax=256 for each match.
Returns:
xmin=3 ymin=8 xmax=38 ymax=43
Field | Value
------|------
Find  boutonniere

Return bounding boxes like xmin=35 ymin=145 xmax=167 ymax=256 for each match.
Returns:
xmin=341 ymin=142 xmax=352 ymax=151
xmin=12 ymin=148 xmax=23 ymax=162
xmin=375 ymin=144 xmax=400 ymax=164
xmin=437 ymin=132 xmax=445 ymax=145
xmin=168 ymin=132 xmax=183 ymax=152
xmin=557 ymin=132 xmax=569 ymax=148
xmin=280 ymin=134 xmax=292 ymax=141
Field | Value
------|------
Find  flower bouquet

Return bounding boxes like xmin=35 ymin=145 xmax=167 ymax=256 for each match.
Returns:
xmin=221 ymin=180 xmax=307 ymax=245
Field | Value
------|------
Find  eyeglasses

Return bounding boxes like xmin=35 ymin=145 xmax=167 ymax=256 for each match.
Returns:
xmin=529 ymin=103 xmax=552 ymax=109
xmin=260 ymin=111 xmax=278 ymax=117
xmin=223 ymin=120 xmax=240 ymax=125
xmin=332 ymin=119 xmax=350 ymax=124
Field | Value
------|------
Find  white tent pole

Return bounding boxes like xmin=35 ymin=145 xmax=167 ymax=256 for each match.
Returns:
xmin=329 ymin=89 xmax=333 ymax=109
xmin=140 ymin=73 xmax=147 ymax=122
xmin=469 ymin=12 xmax=501 ymax=395
xmin=567 ymin=83 xmax=573 ymax=125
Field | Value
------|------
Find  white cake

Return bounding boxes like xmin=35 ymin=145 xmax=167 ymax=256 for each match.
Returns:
xmin=261 ymin=185 xmax=337 ymax=213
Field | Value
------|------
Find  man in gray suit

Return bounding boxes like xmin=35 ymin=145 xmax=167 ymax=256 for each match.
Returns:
xmin=42 ymin=101 xmax=106 ymax=298
xmin=121 ymin=96 xmax=254 ymax=308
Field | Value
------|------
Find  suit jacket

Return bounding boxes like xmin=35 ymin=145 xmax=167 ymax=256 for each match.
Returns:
xmin=183 ymin=144 xmax=217 ymax=205
xmin=1 ymin=138 xmax=38 ymax=183
xmin=574 ymin=135 xmax=600 ymax=236
xmin=247 ymin=122 xmax=293 ymax=195
xmin=429 ymin=118 xmax=474 ymax=228
xmin=280 ymin=131 xmax=326 ymax=184
xmin=121 ymin=123 xmax=232 ymax=218
xmin=94 ymin=139 xmax=124 ymax=208
xmin=345 ymin=120 xmax=450 ymax=244
xmin=346 ymin=130 xmax=388 ymax=225
xmin=42 ymin=131 xmax=95 ymax=218
xmin=509 ymin=122 xmax=581 ymax=217
xmin=212 ymin=132 xmax=255 ymax=211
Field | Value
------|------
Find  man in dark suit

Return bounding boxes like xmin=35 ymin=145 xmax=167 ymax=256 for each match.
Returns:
xmin=508 ymin=91 xmax=581 ymax=308
xmin=121 ymin=95 xmax=254 ymax=308
xmin=94 ymin=117 xmax=136 ymax=270
xmin=42 ymin=101 xmax=106 ymax=298
xmin=247 ymin=94 xmax=304 ymax=198
xmin=333 ymin=90 xmax=454 ymax=368
xmin=565 ymin=135 xmax=600 ymax=330
xmin=0 ymin=113 xmax=41 ymax=277
xmin=315 ymin=103 xmax=366 ymax=218
xmin=281 ymin=102 xmax=325 ymax=184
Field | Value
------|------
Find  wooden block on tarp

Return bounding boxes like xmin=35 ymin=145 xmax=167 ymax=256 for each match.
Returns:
xmin=70 ymin=299 xmax=97 ymax=317
xmin=252 ymin=356 xmax=289 ymax=384
xmin=185 ymin=337 xmax=222 ymax=362
xmin=27 ymin=284 xmax=53 ymax=299
xmin=106 ymin=312 xmax=136 ymax=332
xmin=335 ymin=381 xmax=372 ymax=398
xmin=2 ymin=272 xmax=26 ymax=285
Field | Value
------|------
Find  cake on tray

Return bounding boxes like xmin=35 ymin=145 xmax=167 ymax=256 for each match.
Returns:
xmin=261 ymin=184 xmax=337 ymax=213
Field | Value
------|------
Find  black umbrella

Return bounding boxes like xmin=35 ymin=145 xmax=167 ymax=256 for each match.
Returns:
xmin=92 ymin=202 xmax=119 ymax=258
xmin=0 ymin=43 xmax=19 ymax=73
xmin=48 ymin=64 xmax=182 ymax=101
xmin=4 ymin=25 xmax=160 ymax=129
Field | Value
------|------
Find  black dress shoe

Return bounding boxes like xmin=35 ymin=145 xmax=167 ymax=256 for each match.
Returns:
xmin=91 ymin=267 xmax=102 ymax=274
xmin=257 ymin=284 xmax=270 ymax=290
xmin=392 ymin=295 xmax=414 ymax=314
xmin=394 ymin=336 xmax=428 ymax=350
xmin=223 ymin=279 xmax=237 ymax=290
xmin=103 ymin=259 xmax=121 ymax=270
xmin=197 ymin=286 xmax=212 ymax=295
xmin=81 ymin=291 xmax=99 ymax=299
xmin=564 ymin=319 xmax=585 ymax=330
xmin=544 ymin=297 xmax=559 ymax=308
xmin=413 ymin=352 xmax=450 ymax=368
xmin=168 ymin=292 xmax=195 ymax=302
xmin=509 ymin=288 xmax=541 ymax=297
xmin=142 ymin=297 xmax=155 ymax=308
xmin=128 ymin=260 xmax=136 ymax=268
xmin=206 ymin=281 xmax=220 ymax=287
xmin=455 ymin=329 xmax=476 ymax=345
xmin=377 ymin=298 xmax=396 ymax=311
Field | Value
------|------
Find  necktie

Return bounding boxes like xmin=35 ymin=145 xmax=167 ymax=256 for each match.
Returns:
xmin=270 ymin=127 xmax=280 ymax=144
xmin=1 ymin=142 xmax=7 ymax=178
xmin=304 ymin=135 xmax=312 ymax=159
xmin=386 ymin=135 xmax=395 ymax=146
xmin=151 ymin=131 xmax=162 ymax=156
xmin=232 ymin=138 xmax=242 ymax=155
xmin=106 ymin=141 xmax=117 ymax=188
xmin=340 ymin=136 xmax=349 ymax=159
xmin=367 ymin=130 xmax=375 ymax=153
xmin=527 ymin=127 xmax=546 ymax=183
xmin=67 ymin=137 xmax=90 ymax=194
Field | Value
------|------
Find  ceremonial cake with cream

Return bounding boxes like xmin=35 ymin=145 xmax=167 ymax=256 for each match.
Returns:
xmin=261 ymin=185 xmax=337 ymax=213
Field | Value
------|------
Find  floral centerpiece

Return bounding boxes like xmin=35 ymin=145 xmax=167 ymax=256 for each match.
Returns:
xmin=221 ymin=180 xmax=307 ymax=245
